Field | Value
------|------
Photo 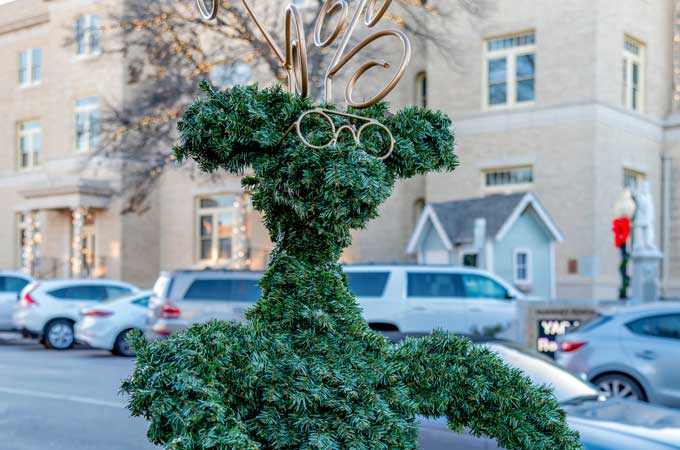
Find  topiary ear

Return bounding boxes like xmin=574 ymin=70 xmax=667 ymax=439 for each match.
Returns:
xmin=173 ymin=81 xmax=311 ymax=174
xmin=383 ymin=107 xmax=458 ymax=179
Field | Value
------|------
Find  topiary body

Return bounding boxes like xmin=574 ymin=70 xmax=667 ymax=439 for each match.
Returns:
xmin=122 ymin=82 xmax=581 ymax=450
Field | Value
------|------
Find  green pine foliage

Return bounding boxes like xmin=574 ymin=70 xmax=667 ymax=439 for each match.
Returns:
xmin=122 ymin=82 xmax=581 ymax=450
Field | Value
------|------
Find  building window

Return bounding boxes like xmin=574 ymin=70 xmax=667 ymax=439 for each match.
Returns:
xmin=19 ymin=48 xmax=41 ymax=86
xmin=623 ymin=168 xmax=645 ymax=191
xmin=513 ymin=249 xmax=531 ymax=284
xmin=75 ymin=97 xmax=99 ymax=152
xmin=76 ymin=15 xmax=100 ymax=56
xmin=415 ymin=71 xmax=427 ymax=108
xmin=483 ymin=166 xmax=533 ymax=193
xmin=622 ymin=36 xmax=644 ymax=112
xmin=484 ymin=31 xmax=535 ymax=108
xmin=209 ymin=62 xmax=252 ymax=89
xmin=462 ymin=252 xmax=478 ymax=268
xmin=196 ymin=194 xmax=249 ymax=267
xmin=17 ymin=120 xmax=41 ymax=170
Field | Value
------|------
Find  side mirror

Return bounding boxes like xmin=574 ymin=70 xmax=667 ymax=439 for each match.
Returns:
xmin=505 ymin=292 xmax=516 ymax=300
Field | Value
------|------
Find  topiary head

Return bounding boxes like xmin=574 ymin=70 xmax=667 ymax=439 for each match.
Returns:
xmin=174 ymin=81 xmax=458 ymax=259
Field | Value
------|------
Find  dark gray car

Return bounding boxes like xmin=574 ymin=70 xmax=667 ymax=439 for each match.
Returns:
xmin=146 ymin=269 xmax=262 ymax=339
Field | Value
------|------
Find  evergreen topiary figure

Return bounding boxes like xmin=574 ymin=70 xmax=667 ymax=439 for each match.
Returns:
xmin=122 ymin=82 xmax=581 ymax=449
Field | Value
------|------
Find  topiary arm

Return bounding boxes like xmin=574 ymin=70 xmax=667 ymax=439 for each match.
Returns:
xmin=121 ymin=324 xmax=266 ymax=449
xmin=382 ymin=106 xmax=459 ymax=179
xmin=390 ymin=332 xmax=582 ymax=450
xmin=173 ymin=81 xmax=312 ymax=174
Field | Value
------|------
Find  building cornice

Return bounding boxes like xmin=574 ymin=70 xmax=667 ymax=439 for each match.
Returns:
xmin=0 ymin=12 xmax=48 ymax=36
xmin=453 ymin=100 xmax=666 ymax=143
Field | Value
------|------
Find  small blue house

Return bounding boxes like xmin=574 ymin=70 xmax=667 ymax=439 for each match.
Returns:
xmin=406 ymin=193 xmax=563 ymax=299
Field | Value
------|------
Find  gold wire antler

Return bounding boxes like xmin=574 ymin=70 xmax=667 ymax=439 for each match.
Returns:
xmin=196 ymin=0 xmax=411 ymax=109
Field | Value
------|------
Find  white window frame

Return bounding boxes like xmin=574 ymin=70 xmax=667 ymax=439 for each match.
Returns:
xmin=75 ymin=97 xmax=99 ymax=152
xmin=195 ymin=194 xmax=248 ymax=265
xmin=483 ymin=31 xmax=536 ymax=110
xmin=623 ymin=168 xmax=645 ymax=191
xmin=482 ymin=165 xmax=534 ymax=195
xmin=622 ymin=36 xmax=645 ymax=113
xmin=76 ymin=15 xmax=101 ymax=57
xmin=19 ymin=48 xmax=42 ymax=87
xmin=17 ymin=120 xmax=41 ymax=170
xmin=513 ymin=248 xmax=532 ymax=285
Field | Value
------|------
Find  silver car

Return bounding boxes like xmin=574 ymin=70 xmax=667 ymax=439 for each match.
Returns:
xmin=555 ymin=302 xmax=680 ymax=407
xmin=146 ymin=269 xmax=262 ymax=338
xmin=418 ymin=341 xmax=680 ymax=450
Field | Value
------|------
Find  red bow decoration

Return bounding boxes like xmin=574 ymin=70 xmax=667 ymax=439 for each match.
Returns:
xmin=612 ymin=217 xmax=631 ymax=247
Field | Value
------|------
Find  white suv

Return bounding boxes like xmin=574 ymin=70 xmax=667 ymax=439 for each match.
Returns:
xmin=13 ymin=279 xmax=139 ymax=350
xmin=0 ymin=271 xmax=33 ymax=331
xmin=345 ymin=265 xmax=524 ymax=337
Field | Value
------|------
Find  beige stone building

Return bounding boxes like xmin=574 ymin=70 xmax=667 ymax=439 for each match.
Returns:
xmin=2 ymin=0 xmax=680 ymax=299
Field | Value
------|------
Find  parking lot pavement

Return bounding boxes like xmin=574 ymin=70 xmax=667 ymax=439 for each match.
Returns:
xmin=0 ymin=333 xmax=158 ymax=450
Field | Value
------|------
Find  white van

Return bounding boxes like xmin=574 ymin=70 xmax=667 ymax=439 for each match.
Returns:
xmin=344 ymin=264 xmax=524 ymax=337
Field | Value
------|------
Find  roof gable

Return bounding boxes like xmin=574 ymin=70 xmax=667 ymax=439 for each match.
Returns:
xmin=407 ymin=193 xmax=563 ymax=254
xmin=432 ymin=193 xmax=526 ymax=244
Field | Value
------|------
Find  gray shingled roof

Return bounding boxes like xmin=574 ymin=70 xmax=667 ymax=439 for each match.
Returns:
xmin=430 ymin=193 xmax=527 ymax=244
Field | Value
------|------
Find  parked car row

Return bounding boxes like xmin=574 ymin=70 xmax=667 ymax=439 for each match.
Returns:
xmin=145 ymin=265 xmax=524 ymax=340
xmin=0 ymin=270 xmax=143 ymax=353
xmin=1 ymin=268 xmax=679 ymax=449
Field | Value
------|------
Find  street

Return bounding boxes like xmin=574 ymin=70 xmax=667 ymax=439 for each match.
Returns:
xmin=0 ymin=333 xmax=157 ymax=450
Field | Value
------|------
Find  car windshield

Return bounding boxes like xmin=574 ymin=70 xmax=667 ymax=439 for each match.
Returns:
xmin=486 ymin=343 xmax=600 ymax=404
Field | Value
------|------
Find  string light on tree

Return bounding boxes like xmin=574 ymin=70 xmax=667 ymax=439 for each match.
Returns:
xmin=21 ymin=212 xmax=35 ymax=275
xmin=71 ymin=208 xmax=86 ymax=278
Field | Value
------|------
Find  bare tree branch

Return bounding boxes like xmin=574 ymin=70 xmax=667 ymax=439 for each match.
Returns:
xmin=86 ymin=0 xmax=493 ymax=213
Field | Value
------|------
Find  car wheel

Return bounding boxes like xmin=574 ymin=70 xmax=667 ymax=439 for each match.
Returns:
xmin=593 ymin=373 xmax=646 ymax=401
xmin=112 ymin=329 xmax=136 ymax=357
xmin=45 ymin=320 xmax=74 ymax=350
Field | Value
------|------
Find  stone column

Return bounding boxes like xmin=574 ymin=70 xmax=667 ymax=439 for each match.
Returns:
xmin=71 ymin=208 xmax=85 ymax=278
xmin=21 ymin=212 xmax=36 ymax=275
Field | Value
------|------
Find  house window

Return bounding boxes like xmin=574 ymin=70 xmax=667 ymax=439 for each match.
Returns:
xmin=415 ymin=71 xmax=427 ymax=108
xmin=622 ymin=36 xmax=644 ymax=112
xmin=623 ymin=168 xmax=645 ymax=191
xmin=514 ymin=249 xmax=531 ymax=284
xmin=462 ymin=252 xmax=478 ymax=268
xmin=75 ymin=97 xmax=99 ymax=152
xmin=196 ymin=194 xmax=249 ymax=266
xmin=17 ymin=120 xmax=41 ymax=169
xmin=19 ymin=48 xmax=41 ymax=86
xmin=483 ymin=166 xmax=533 ymax=193
xmin=484 ymin=31 xmax=535 ymax=108
xmin=76 ymin=15 xmax=100 ymax=56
